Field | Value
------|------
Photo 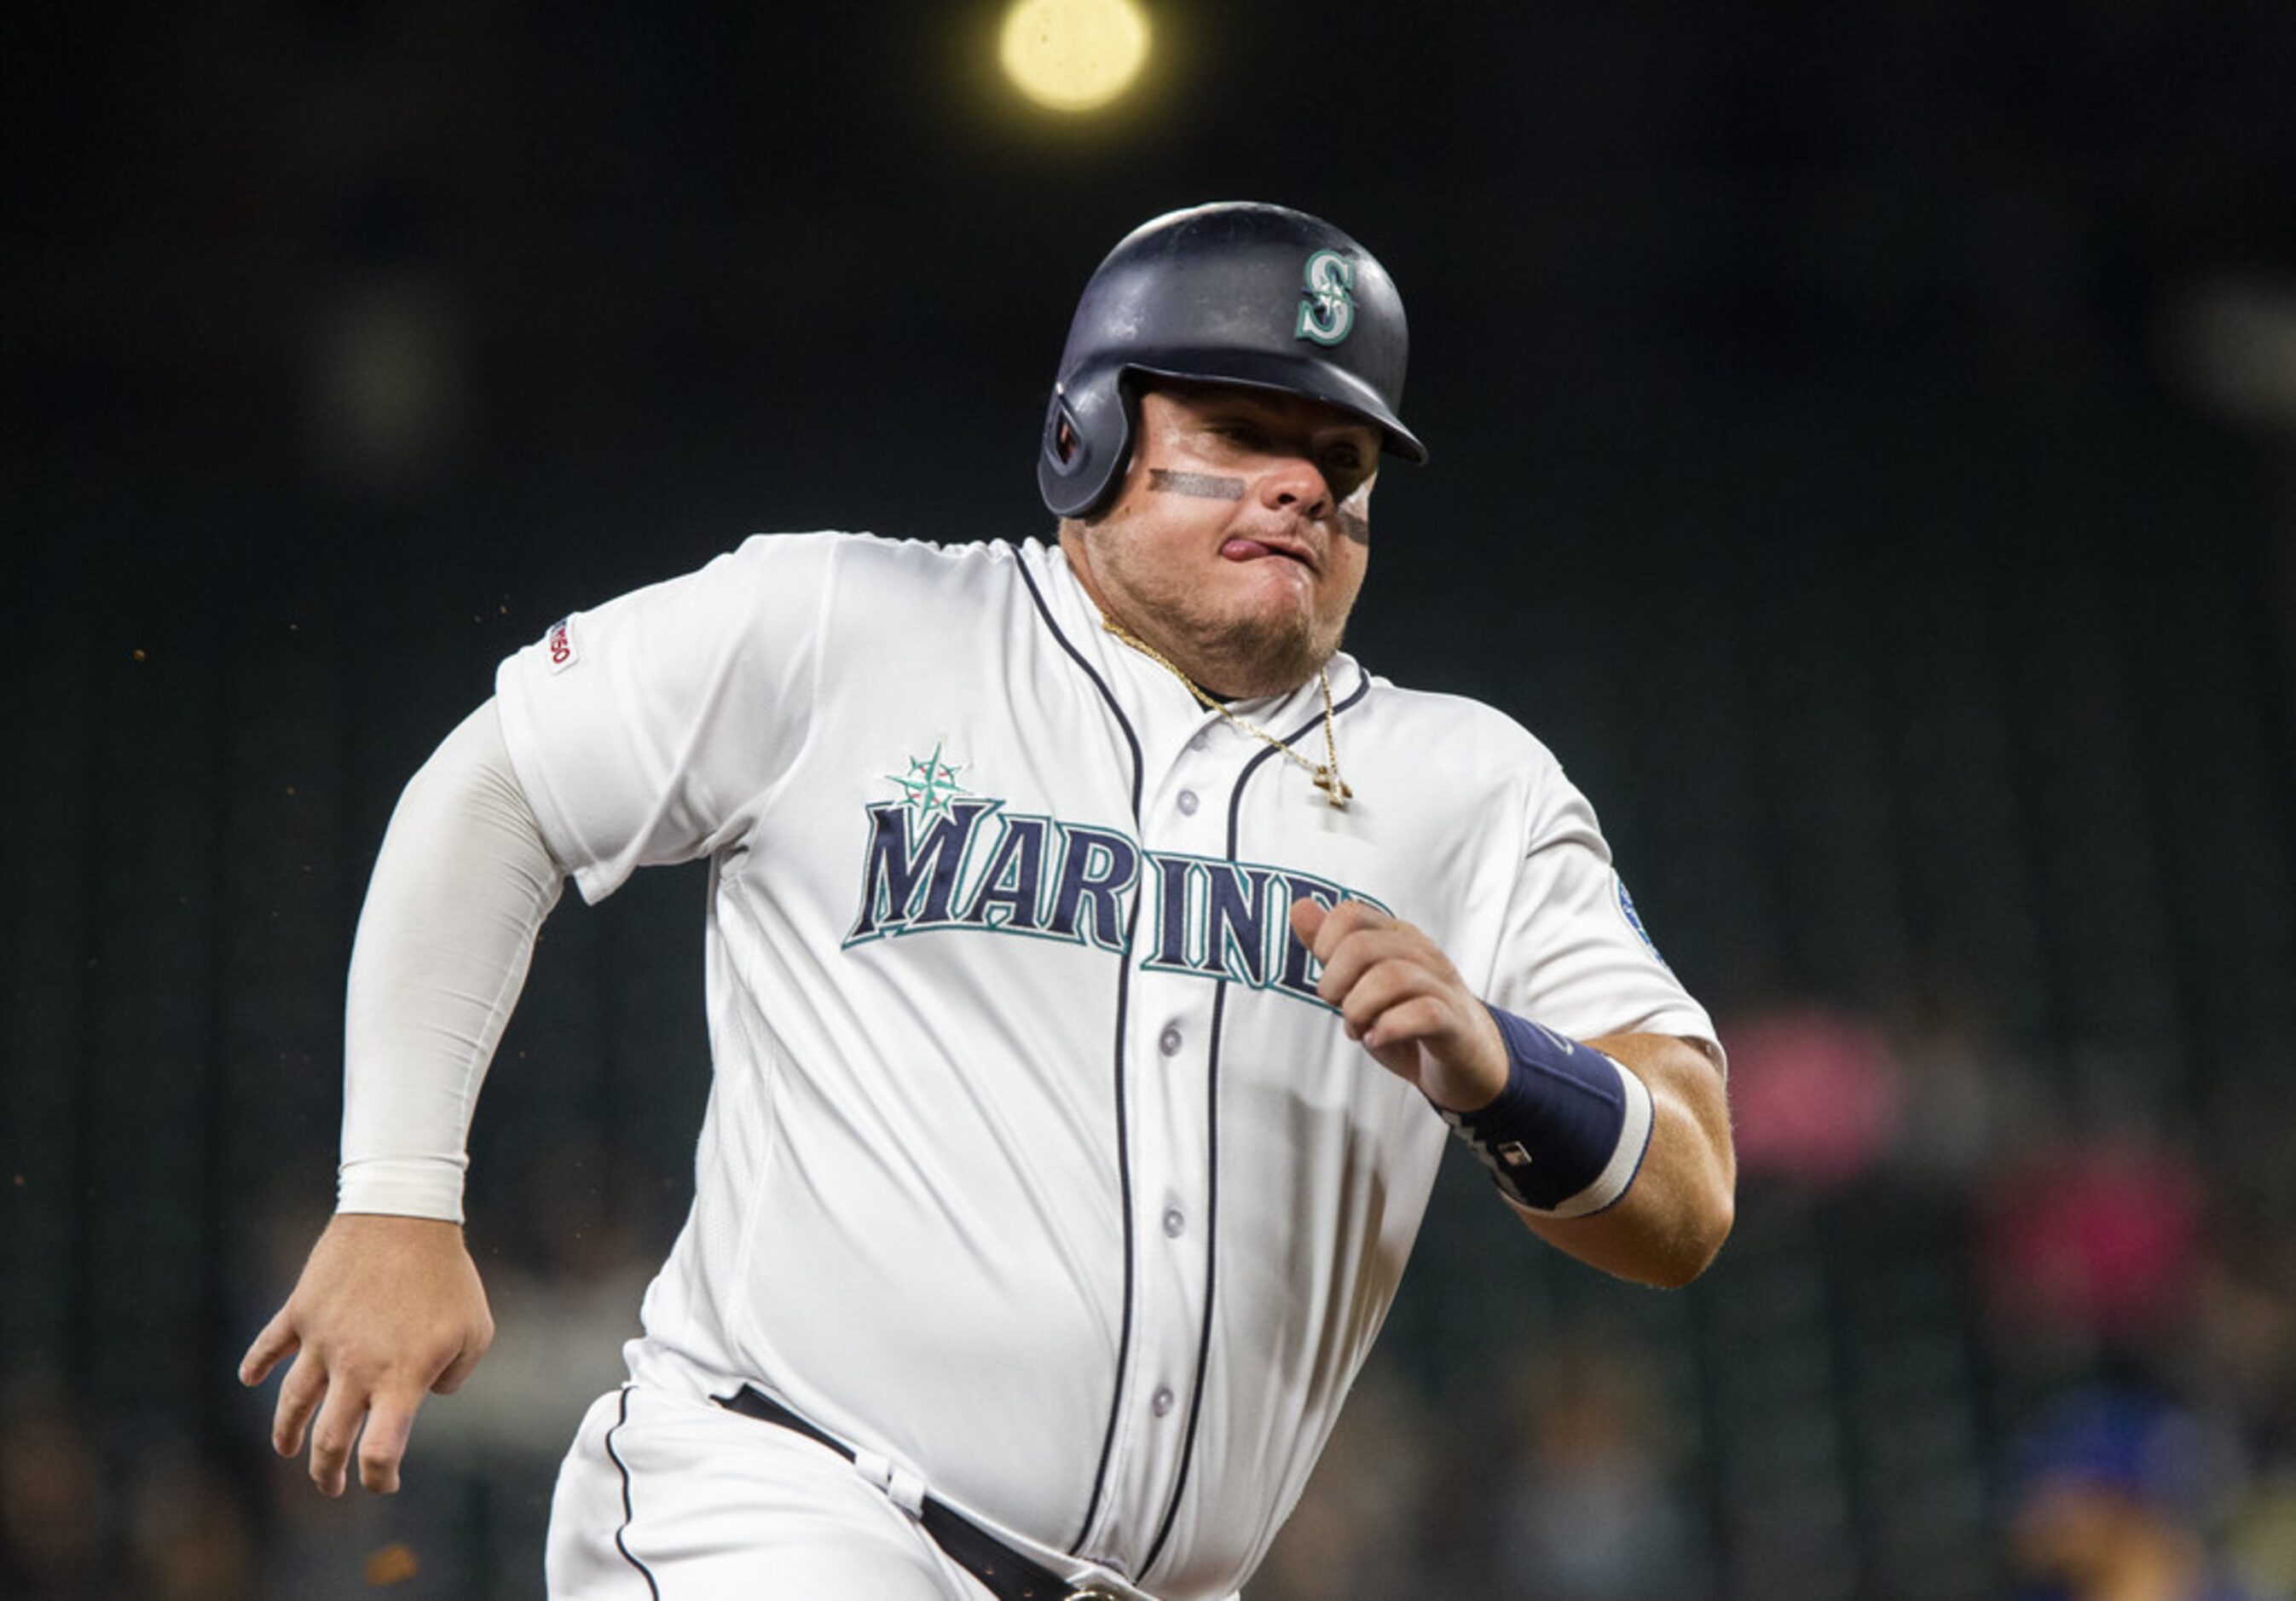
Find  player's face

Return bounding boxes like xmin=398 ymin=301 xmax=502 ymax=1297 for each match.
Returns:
xmin=1067 ymin=381 xmax=1380 ymax=699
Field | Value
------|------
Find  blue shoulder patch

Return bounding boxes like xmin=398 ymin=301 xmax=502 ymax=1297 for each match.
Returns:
xmin=1615 ymin=876 xmax=1673 ymax=970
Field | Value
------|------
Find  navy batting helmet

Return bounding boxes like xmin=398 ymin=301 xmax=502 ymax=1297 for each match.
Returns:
xmin=1038 ymin=201 xmax=1427 ymax=520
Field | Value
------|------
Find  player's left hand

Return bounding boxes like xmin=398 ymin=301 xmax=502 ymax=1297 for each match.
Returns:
xmin=1289 ymin=898 xmax=1509 ymax=1113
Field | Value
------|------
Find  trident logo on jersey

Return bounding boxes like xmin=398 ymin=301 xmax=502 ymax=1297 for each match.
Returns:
xmin=1295 ymin=250 xmax=1356 ymax=346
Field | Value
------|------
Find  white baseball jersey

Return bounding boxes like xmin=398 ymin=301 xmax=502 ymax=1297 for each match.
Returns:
xmin=494 ymin=531 xmax=1717 ymax=1599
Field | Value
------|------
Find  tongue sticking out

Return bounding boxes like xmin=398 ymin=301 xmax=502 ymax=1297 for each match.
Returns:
xmin=1221 ymin=539 xmax=1273 ymax=561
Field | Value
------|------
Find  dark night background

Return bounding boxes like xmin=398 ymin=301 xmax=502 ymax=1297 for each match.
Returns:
xmin=9 ymin=3 xmax=2296 ymax=1596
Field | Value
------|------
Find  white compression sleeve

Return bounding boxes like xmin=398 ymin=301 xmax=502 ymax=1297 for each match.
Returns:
xmin=337 ymin=699 xmax=564 ymax=1222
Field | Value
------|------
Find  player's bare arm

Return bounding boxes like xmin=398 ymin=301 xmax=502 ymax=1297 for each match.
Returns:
xmin=1292 ymin=896 xmax=1733 ymax=1288
xmin=1519 ymin=1030 xmax=1733 ymax=1287
xmin=239 ymin=1213 xmax=493 ymax=1494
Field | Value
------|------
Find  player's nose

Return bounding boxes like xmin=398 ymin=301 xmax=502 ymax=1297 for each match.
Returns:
xmin=1257 ymin=454 xmax=1334 ymax=523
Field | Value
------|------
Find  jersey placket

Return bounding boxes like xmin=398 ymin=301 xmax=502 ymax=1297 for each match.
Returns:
xmin=1076 ymin=708 xmax=1237 ymax=1575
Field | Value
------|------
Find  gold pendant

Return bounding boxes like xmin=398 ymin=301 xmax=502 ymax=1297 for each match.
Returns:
xmin=1313 ymin=767 xmax=1352 ymax=809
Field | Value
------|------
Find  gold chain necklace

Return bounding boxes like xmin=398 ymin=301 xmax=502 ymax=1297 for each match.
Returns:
xmin=1098 ymin=611 xmax=1352 ymax=809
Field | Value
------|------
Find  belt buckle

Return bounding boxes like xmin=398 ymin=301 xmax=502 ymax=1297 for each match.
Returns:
xmin=1067 ymin=1589 xmax=1125 ymax=1600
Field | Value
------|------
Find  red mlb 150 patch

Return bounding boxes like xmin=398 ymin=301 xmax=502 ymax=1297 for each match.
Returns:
xmin=546 ymin=618 xmax=579 ymax=674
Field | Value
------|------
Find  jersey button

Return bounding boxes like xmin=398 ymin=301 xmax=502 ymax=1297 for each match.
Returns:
xmin=1163 ymin=1208 xmax=1185 ymax=1238
xmin=1176 ymin=789 xmax=1200 ymax=816
xmin=1152 ymin=1387 xmax=1175 ymax=1418
xmin=1188 ymin=730 xmax=1210 ymax=752
xmin=1158 ymin=1026 xmax=1183 ymax=1056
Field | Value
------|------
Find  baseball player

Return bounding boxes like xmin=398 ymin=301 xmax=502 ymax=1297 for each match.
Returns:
xmin=241 ymin=201 xmax=1733 ymax=1599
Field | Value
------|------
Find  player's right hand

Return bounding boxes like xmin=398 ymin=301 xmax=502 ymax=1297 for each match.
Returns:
xmin=239 ymin=1212 xmax=494 ymax=1496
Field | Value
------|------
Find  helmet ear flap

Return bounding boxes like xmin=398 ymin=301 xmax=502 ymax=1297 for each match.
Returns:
xmin=1038 ymin=372 xmax=1135 ymax=520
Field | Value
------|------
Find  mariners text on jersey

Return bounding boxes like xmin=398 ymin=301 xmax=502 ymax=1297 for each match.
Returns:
xmin=843 ymin=774 xmax=1387 ymax=1007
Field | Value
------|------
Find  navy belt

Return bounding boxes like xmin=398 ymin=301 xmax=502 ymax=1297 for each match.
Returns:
xmin=715 ymin=1386 xmax=1123 ymax=1601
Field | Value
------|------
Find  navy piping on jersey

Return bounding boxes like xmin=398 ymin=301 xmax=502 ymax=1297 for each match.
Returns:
xmin=1012 ymin=555 xmax=1146 ymax=1558
xmin=606 ymin=1385 xmax=662 ymax=1599
xmin=1142 ymin=663 xmax=1373 ymax=1583
xmin=1014 ymin=555 xmax=1145 ymax=818
xmin=1142 ymin=974 xmax=1228 ymax=1578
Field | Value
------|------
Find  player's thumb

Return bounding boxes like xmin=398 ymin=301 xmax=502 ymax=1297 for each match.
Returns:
xmin=1353 ymin=1024 xmax=1433 ymax=1089
xmin=1287 ymin=897 xmax=1328 ymax=949
xmin=239 ymin=1305 xmax=300 ymax=1386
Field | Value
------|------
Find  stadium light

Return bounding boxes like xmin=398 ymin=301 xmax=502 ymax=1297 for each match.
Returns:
xmin=999 ymin=0 xmax=1152 ymax=113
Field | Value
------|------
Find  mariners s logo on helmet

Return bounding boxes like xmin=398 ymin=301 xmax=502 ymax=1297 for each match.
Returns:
xmin=1295 ymin=249 xmax=1356 ymax=345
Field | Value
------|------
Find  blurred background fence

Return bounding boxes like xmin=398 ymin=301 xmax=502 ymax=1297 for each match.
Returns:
xmin=8 ymin=3 xmax=2296 ymax=1596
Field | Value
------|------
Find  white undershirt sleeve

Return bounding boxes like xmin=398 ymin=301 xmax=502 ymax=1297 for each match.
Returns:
xmin=337 ymin=699 xmax=565 ymax=1222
